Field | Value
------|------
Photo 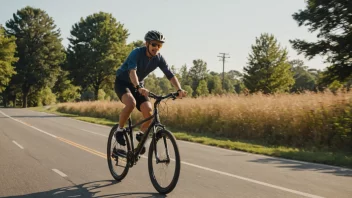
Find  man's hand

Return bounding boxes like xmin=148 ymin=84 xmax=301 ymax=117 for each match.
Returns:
xmin=138 ymin=87 xmax=149 ymax=97
xmin=177 ymin=89 xmax=187 ymax=99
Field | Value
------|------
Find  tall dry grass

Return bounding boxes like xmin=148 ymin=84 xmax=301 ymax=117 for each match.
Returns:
xmin=56 ymin=91 xmax=352 ymax=151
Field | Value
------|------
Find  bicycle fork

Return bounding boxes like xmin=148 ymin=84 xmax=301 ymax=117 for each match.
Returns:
xmin=153 ymin=128 xmax=171 ymax=164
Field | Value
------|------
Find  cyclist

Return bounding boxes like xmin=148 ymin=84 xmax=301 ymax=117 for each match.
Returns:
xmin=114 ymin=30 xmax=186 ymax=153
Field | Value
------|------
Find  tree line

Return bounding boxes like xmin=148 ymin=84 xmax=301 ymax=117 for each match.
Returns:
xmin=0 ymin=0 xmax=351 ymax=107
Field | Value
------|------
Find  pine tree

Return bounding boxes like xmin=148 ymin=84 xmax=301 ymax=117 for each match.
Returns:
xmin=243 ymin=33 xmax=294 ymax=94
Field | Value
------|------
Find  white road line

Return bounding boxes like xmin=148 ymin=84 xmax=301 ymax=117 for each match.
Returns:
xmin=0 ymin=109 xmax=325 ymax=198
xmin=26 ymin=110 xmax=110 ymax=137
xmin=181 ymin=161 xmax=324 ymax=198
xmin=27 ymin=109 xmax=110 ymax=128
xmin=78 ymin=128 xmax=108 ymax=137
xmin=12 ymin=141 xmax=24 ymax=149
xmin=140 ymin=155 xmax=323 ymax=198
xmin=52 ymin=169 xmax=67 ymax=177
xmin=67 ymin=117 xmax=111 ymax=128
xmin=0 ymin=110 xmax=57 ymax=138
xmin=179 ymin=138 xmax=352 ymax=171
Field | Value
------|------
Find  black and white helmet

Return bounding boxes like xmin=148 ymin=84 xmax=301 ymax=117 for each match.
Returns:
xmin=144 ymin=30 xmax=165 ymax=43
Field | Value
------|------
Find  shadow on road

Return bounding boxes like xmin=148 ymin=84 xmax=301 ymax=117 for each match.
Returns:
xmin=248 ymin=157 xmax=352 ymax=177
xmin=3 ymin=180 xmax=166 ymax=198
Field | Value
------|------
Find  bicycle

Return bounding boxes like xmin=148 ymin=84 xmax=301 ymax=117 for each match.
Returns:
xmin=107 ymin=91 xmax=181 ymax=194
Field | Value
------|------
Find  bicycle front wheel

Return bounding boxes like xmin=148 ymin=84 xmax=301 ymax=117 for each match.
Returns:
xmin=148 ymin=129 xmax=181 ymax=194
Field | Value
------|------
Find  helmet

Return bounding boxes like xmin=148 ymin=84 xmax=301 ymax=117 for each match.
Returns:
xmin=144 ymin=30 xmax=165 ymax=43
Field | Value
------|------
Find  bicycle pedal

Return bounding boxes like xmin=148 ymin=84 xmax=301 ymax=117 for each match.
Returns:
xmin=136 ymin=132 xmax=143 ymax=142
xmin=140 ymin=147 xmax=146 ymax=155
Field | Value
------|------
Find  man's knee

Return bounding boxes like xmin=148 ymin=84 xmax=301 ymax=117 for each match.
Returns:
xmin=122 ymin=93 xmax=136 ymax=111
xmin=140 ymin=102 xmax=153 ymax=117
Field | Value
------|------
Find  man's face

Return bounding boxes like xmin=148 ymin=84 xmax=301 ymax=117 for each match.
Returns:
xmin=147 ymin=40 xmax=163 ymax=56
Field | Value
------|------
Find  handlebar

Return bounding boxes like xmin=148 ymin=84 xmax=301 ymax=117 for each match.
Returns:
xmin=148 ymin=91 xmax=179 ymax=101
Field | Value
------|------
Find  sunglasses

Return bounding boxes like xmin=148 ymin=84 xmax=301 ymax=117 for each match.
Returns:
xmin=150 ymin=42 xmax=163 ymax=48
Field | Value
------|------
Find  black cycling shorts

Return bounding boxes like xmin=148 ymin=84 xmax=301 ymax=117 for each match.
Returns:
xmin=114 ymin=78 xmax=149 ymax=111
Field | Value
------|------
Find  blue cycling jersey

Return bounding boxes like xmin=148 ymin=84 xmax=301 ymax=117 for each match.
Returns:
xmin=116 ymin=46 xmax=174 ymax=84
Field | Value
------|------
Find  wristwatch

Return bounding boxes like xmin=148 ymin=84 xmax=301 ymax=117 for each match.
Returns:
xmin=135 ymin=84 xmax=143 ymax=90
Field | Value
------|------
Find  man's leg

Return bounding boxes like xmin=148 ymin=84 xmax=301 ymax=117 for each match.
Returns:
xmin=114 ymin=93 xmax=136 ymax=146
xmin=119 ymin=93 xmax=136 ymax=128
xmin=139 ymin=101 xmax=153 ymax=132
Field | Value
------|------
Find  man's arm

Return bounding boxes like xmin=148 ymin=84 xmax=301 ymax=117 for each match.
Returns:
xmin=169 ymin=76 xmax=182 ymax=90
xmin=129 ymin=69 xmax=139 ymax=88
xmin=158 ymin=55 xmax=180 ymax=90
xmin=158 ymin=55 xmax=186 ymax=98
xmin=169 ymin=76 xmax=187 ymax=98
xmin=129 ymin=70 xmax=149 ymax=96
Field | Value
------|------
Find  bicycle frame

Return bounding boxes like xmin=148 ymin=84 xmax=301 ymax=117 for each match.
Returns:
xmin=125 ymin=97 xmax=166 ymax=164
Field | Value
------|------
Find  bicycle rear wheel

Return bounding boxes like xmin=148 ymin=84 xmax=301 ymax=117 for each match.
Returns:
xmin=107 ymin=124 xmax=130 ymax=181
xmin=148 ymin=129 xmax=181 ymax=194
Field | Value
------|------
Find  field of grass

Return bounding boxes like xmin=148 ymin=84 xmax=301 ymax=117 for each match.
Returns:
xmin=30 ymin=90 xmax=352 ymax=168
xmin=54 ymin=91 xmax=352 ymax=150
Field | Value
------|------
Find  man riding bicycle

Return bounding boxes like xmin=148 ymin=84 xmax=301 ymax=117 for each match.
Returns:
xmin=114 ymin=30 xmax=186 ymax=153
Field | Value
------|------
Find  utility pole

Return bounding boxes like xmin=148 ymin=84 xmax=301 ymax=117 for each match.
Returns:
xmin=217 ymin=53 xmax=230 ymax=89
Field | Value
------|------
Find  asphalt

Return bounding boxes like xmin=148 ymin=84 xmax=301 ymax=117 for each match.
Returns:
xmin=0 ymin=108 xmax=351 ymax=198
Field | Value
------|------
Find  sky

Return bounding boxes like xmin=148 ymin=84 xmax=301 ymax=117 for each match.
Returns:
xmin=0 ymin=0 xmax=327 ymax=77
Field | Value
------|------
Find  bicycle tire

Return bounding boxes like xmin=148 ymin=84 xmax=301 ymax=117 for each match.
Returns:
xmin=107 ymin=124 xmax=130 ymax=181
xmin=148 ymin=129 xmax=181 ymax=194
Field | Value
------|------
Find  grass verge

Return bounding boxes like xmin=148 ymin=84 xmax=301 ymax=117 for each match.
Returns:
xmin=30 ymin=106 xmax=352 ymax=169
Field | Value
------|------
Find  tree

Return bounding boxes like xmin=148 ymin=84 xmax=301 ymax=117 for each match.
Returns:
xmin=130 ymin=40 xmax=145 ymax=49
xmin=53 ymin=69 xmax=81 ymax=102
xmin=183 ymin=85 xmax=193 ymax=96
xmin=289 ymin=59 xmax=317 ymax=92
xmin=224 ymin=70 xmax=244 ymax=93
xmin=5 ymin=6 xmax=65 ymax=107
xmin=36 ymin=86 xmax=56 ymax=106
xmin=243 ymin=33 xmax=294 ymax=94
xmin=97 ymin=89 xmax=106 ymax=101
xmin=2 ymin=77 xmax=22 ymax=107
xmin=189 ymin=59 xmax=208 ymax=94
xmin=179 ymin=64 xmax=191 ymax=87
xmin=189 ymin=59 xmax=208 ymax=82
xmin=234 ymin=82 xmax=246 ymax=94
xmin=227 ymin=70 xmax=243 ymax=80
xmin=67 ymin=12 xmax=129 ymax=100
xmin=290 ymin=0 xmax=352 ymax=83
xmin=223 ymin=77 xmax=235 ymax=93
xmin=0 ymin=25 xmax=18 ymax=93
xmin=170 ymin=65 xmax=182 ymax=81
xmin=158 ymin=77 xmax=172 ymax=95
xmin=207 ymin=74 xmax=223 ymax=95
xmin=104 ymin=89 xmax=118 ymax=101
xmin=196 ymin=80 xmax=209 ymax=96
xmin=328 ymin=80 xmax=343 ymax=93
xmin=144 ymin=73 xmax=162 ymax=95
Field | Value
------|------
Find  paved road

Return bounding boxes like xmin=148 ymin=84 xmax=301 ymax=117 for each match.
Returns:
xmin=0 ymin=108 xmax=351 ymax=198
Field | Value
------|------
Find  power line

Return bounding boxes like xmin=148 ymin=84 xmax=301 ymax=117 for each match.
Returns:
xmin=217 ymin=53 xmax=230 ymax=89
